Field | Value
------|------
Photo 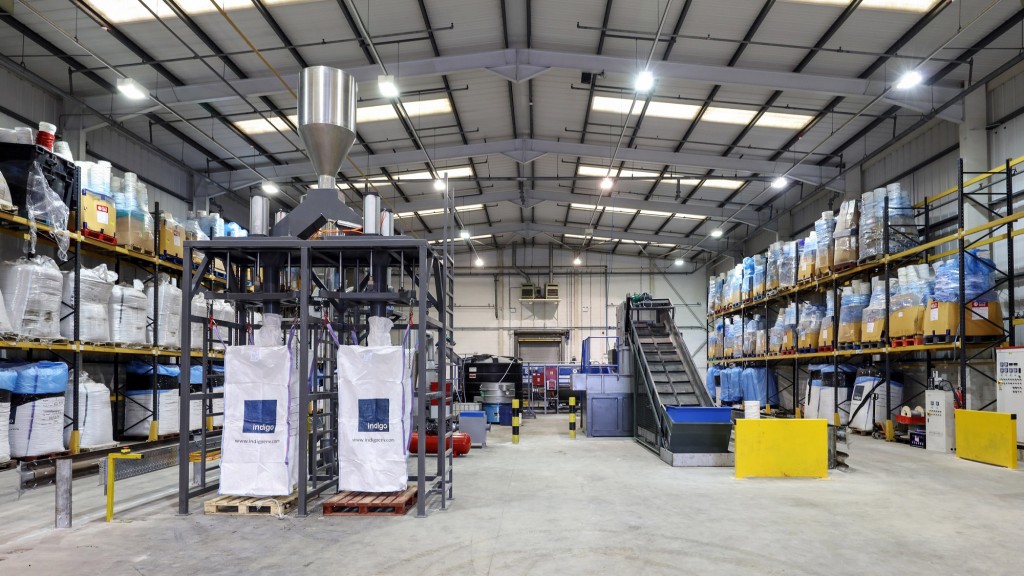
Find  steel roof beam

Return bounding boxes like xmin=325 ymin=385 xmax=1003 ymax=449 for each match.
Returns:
xmin=85 ymin=48 xmax=959 ymax=112
xmin=420 ymin=221 xmax=738 ymax=254
xmin=211 ymin=137 xmax=841 ymax=189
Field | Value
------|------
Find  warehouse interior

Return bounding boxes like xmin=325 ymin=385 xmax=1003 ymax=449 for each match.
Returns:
xmin=0 ymin=0 xmax=1023 ymax=573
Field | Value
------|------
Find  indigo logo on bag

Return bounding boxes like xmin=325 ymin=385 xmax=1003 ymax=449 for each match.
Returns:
xmin=358 ymin=398 xmax=389 ymax=432
xmin=243 ymin=399 xmax=277 ymax=433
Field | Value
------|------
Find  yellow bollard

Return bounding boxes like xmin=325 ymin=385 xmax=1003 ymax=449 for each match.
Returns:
xmin=68 ymin=429 xmax=81 ymax=454
xmin=568 ymin=396 xmax=576 ymax=439
xmin=106 ymin=448 xmax=143 ymax=522
xmin=147 ymin=420 xmax=159 ymax=441
xmin=885 ymin=419 xmax=895 ymax=442
xmin=512 ymin=399 xmax=520 ymax=445
xmin=794 ymin=407 xmax=802 ymax=419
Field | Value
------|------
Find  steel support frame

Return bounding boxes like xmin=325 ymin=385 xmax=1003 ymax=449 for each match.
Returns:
xmin=177 ymin=236 xmax=452 ymax=517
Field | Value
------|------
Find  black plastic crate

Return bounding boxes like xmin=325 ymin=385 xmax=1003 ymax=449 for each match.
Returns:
xmin=0 ymin=143 xmax=78 ymax=211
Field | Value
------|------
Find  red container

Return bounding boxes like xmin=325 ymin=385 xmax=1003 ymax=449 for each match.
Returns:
xmin=532 ymin=373 xmax=543 ymax=387
xmin=429 ymin=381 xmax=453 ymax=406
xmin=409 ymin=432 xmax=471 ymax=457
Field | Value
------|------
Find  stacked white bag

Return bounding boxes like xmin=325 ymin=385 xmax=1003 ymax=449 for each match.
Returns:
xmin=63 ymin=371 xmax=115 ymax=449
xmin=6 ymin=361 xmax=68 ymax=458
xmin=123 ymin=362 xmax=181 ymax=437
xmin=147 ymin=274 xmax=181 ymax=347
xmin=0 ymin=369 xmax=15 ymax=464
xmin=189 ymin=292 xmax=207 ymax=349
xmin=60 ymin=264 xmax=117 ymax=342
xmin=211 ymin=298 xmax=235 ymax=350
xmin=220 ymin=314 xmax=299 ymax=496
xmin=0 ymin=256 xmax=64 ymax=339
xmin=337 ymin=316 xmax=413 ymax=493
xmin=108 ymin=280 xmax=147 ymax=344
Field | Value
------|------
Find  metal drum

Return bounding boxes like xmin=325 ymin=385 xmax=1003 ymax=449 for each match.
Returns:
xmin=479 ymin=381 xmax=515 ymax=404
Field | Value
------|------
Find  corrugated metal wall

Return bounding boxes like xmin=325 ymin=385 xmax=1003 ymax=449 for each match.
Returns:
xmin=0 ymin=69 xmax=61 ymax=130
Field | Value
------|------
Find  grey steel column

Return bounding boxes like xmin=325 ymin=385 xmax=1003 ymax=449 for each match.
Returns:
xmin=417 ymin=244 xmax=428 ymax=517
xmin=298 ymin=246 xmax=310 ymax=516
xmin=178 ymin=244 xmax=193 ymax=515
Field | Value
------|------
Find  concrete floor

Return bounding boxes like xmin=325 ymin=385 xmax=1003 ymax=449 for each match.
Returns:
xmin=1 ymin=415 xmax=1022 ymax=575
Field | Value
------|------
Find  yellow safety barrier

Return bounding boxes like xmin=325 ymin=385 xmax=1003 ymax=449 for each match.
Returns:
xmin=106 ymin=448 xmax=144 ymax=522
xmin=147 ymin=420 xmax=159 ymax=442
xmin=955 ymin=410 xmax=1019 ymax=469
xmin=735 ymin=419 xmax=828 ymax=479
xmin=568 ymin=396 xmax=576 ymax=439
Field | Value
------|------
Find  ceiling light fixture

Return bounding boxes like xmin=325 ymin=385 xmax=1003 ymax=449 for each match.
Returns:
xmin=710 ymin=228 xmax=724 ymax=238
xmin=433 ymin=179 xmax=447 ymax=192
xmin=474 ymin=256 xmax=484 ymax=267
xmin=573 ymin=255 xmax=582 ymax=266
xmin=634 ymin=70 xmax=654 ymax=93
xmin=377 ymin=75 xmax=399 ymax=98
xmin=674 ymin=257 xmax=685 ymax=266
xmin=261 ymin=181 xmax=279 ymax=194
xmin=600 ymin=177 xmax=614 ymax=191
xmin=459 ymin=229 xmax=471 ymax=239
xmin=116 ymin=77 xmax=148 ymax=100
xmin=771 ymin=176 xmax=789 ymax=189
xmin=896 ymin=70 xmax=923 ymax=90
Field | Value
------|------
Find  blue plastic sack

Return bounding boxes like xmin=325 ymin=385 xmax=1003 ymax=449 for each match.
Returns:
xmin=126 ymin=361 xmax=180 ymax=377
xmin=933 ymin=250 xmax=997 ymax=303
xmin=706 ymin=366 xmax=720 ymax=400
xmin=719 ymin=367 xmax=743 ymax=403
xmin=0 ymin=367 xmax=16 ymax=392
xmin=740 ymin=367 xmax=779 ymax=408
xmin=0 ymin=361 xmax=69 ymax=395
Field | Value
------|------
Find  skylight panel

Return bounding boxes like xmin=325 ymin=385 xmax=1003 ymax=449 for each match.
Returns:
xmin=86 ymin=0 xmax=309 ymax=24
xmin=592 ymin=97 xmax=812 ymax=130
xmin=786 ymin=0 xmax=940 ymax=11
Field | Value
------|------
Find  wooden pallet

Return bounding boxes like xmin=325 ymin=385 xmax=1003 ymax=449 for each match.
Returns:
xmin=18 ymin=337 xmax=69 ymax=345
xmin=817 ymin=345 xmax=834 ymax=353
xmin=837 ymin=342 xmax=861 ymax=351
xmin=860 ymin=340 xmax=886 ymax=350
xmin=0 ymin=459 xmax=18 ymax=471
xmin=124 ymin=243 xmax=156 ymax=257
xmin=797 ymin=347 xmax=818 ymax=354
xmin=815 ymin=269 xmax=833 ymax=280
xmin=0 ymin=202 xmax=17 ymax=214
xmin=81 ymin=340 xmax=116 ymax=348
xmin=322 ymin=486 xmax=417 ymax=517
xmin=858 ymin=254 xmax=884 ymax=265
xmin=81 ymin=228 xmax=116 ymax=245
xmin=890 ymin=335 xmax=924 ymax=348
xmin=204 ymin=493 xmax=297 ymax=516
xmin=924 ymin=333 xmax=954 ymax=345
xmin=833 ymin=262 xmax=857 ymax=273
xmin=779 ymin=348 xmax=797 ymax=356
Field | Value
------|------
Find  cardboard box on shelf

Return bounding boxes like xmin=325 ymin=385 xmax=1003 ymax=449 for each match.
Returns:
xmin=834 ymin=231 xmax=858 ymax=268
xmin=889 ymin=305 xmax=925 ymax=338
xmin=838 ymin=321 xmax=860 ymax=344
xmin=798 ymin=258 xmax=815 ymax=282
xmin=819 ymin=319 xmax=833 ymax=347
xmin=798 ymin=331 xmax=819 ymax=350
xmin=862 ymin=316 xmax=884 ymax=342
xmin=755 ymin=332 xmax=766 ymax=356
xmin=159 ymin=215 xmax=184 ymax=261
xmin=782 ymin=328 xmax=795 ymax=351
xmin=922 ymin=300 xmax=1004 ymax=339
xmin=75 ymin=188 xmax=116 ymax=237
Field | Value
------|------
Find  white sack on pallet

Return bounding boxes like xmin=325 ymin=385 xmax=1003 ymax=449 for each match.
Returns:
xmin=220 ymin=317 xmax=298 ymax=496
xmin=0 ymin=287 xmax=12 ymax=335
xmin=211 ymin=299 xmax=235 ymax=350
xmin=0 ymin=368 xmax=16 ymax=463
xmin=63 ymin=372 xmax=115 ymax=449
xmin=108 ymin=280 xmax=147 ymax=345
xmin=0 ymin=256 xmax=64 ymax=339
xmin=6 ymin=361 xmax=68 ymax=457
xmin=337 ymin=316 xmax=412 ymax=493
xmin=189 ymin=293 xmax=207 ymax=350
xmin=123 ymin=389 xmax=180 ymax=437
xmin=60 ymin=264 xmax=117 ymax=342
xmin=146 ymin=274 xmax=181 ymax=348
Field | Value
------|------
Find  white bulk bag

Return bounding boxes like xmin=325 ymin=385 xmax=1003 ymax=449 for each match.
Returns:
xmin=63 ymin=372 xmax=115 ymax=449
xmin=0 ymin=397 xmax=9 ymax=463
xmin=211 ymin=299 xmax=235 ymax=350
xmin=123 ymin=389 xmax=180 ymax=437
xmin=189 ymin=292 xmax=207 ymax=350
xmin=6 ymin=361 xmax=68 ymax=457
xmin=147 ymin=274 xmax=181 ymax=347
xmin=220 ymin=343 xmax=298 ymax=496
xmin=337 ymin=318 xmax=412 ymax=493
xmin=60 ymin=264 xmax=117 ymax=342
xmin=0 ymin=287 xmax=14 ymax=335
xmin=0 ymin=256 xmax=64 ymax=338
xmin=108 ymin=280 xmax=147 ymax=345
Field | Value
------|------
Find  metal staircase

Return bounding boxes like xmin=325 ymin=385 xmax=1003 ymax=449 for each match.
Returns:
xmin=625 ymin=296 xmax=731 ymax=466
